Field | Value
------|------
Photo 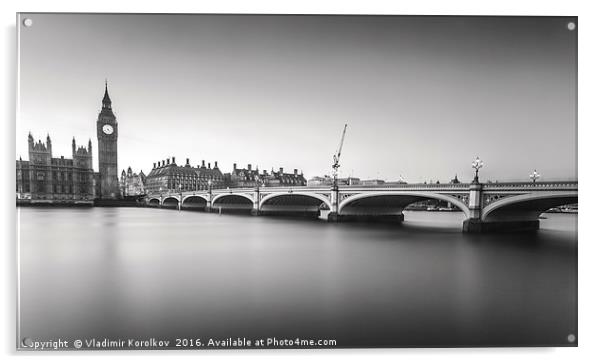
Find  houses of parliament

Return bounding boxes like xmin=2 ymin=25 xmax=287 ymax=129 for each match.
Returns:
xmin=16 ymin=83 xmax=306 ymax=204
xmin=16 ymin=83 xmax=120 ymax=204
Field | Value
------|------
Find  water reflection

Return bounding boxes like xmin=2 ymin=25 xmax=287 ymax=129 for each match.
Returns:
xmin=18 ymin=208 xmax=577 ymax=347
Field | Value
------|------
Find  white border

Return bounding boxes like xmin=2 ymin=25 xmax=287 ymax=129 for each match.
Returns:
xmin=2 ymin=1 xmax=601 ymax=363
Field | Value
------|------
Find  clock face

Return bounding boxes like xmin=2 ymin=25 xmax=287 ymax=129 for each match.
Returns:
xmin=102 ymin=124 xmax=114 ymax=135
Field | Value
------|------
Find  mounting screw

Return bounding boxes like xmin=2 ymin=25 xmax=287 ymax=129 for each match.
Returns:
xmin=23 ymin=18 xmax=33 ymax=27
xmin=22 ymin=337 xmax=33 ymax=347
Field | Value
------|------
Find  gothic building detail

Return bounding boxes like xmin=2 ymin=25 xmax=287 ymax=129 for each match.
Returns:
xmin=97 ymin=81 xmax=121 ymax=199
xmin=120 ymin=167 xmax=147 ymax=196
xmin=16 ymin=133 xmax=95 ymax=202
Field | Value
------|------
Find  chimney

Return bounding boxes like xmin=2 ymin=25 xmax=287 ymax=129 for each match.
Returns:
xmin=279 ymin=167 xmax=283 ymax=174
xmin=202 ymin=160 xmax=206 ymax=168
xmin=263 ymin=170 xmax=267 ymax=175
xmin=214 ymin=161 xmax=218 ymax=169
xmin=233 ymin=163 xmax=237 ymax=170
xmin=172 ymin=156 xmax=175 ymax=164
xmin=186 ymin=158 xmax=190 ymax=166
xmin=153 ymin=162 xmax=156 ymax=169
xmin=247 ymin=164 xmax=252 ymax=171
xmin=208 ymin=162 xmax=211 ymax=169
xmin=294 ymin=169 xmax=298 ymax=175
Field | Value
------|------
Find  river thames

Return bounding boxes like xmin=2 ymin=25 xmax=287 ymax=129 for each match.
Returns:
xmin=17 ymin=207 xmax=577 ymax=348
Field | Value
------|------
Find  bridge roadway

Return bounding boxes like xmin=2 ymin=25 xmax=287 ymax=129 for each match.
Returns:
xmin=145 ymin=181 xmax=578 ymax=233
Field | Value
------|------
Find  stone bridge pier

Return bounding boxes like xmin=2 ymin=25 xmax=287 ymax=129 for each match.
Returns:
xmin=325 ymin=182 xmax=577 ymax=232
xmin=462 ymin=182 xmax=577 ymax=233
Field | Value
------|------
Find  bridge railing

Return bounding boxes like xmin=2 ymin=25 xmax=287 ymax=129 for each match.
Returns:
xmin=482 ymin=181 xmax=578 ymax=190
xmin=145 ymin=181 xmax=578 ymax=198
xmin=344 ymin=183 xmax=472 ymax=189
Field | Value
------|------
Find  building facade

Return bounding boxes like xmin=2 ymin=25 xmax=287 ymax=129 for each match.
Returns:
xmin=226 ymin=163 xmax=306 ymax=188
xmin=16 ymin=133 xmax=95 ymax=202
xmin=307 ymin=175 xmax=332 ymax=187
xmin=144 ymin=157 xmax=226 ymax=194
xmin=120 ymin=167 xmax=146 ymax=196
xmin=307 ymin=175 xmax=379 ymax=187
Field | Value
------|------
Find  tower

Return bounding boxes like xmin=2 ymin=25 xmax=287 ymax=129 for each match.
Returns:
xmin=96 ymin=81 xmax=120 ymax=199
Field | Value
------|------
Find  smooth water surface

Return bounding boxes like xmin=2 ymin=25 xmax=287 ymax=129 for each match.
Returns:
xmin=18 ymin=207 xmax=577 ymax=348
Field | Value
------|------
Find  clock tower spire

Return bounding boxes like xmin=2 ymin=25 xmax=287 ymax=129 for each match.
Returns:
xmin=96 ymin=80 xmax=120 ymax=199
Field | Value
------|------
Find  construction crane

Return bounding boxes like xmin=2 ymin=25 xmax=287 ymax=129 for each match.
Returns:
xmin=332 ymin=123 xmax=348 ymax=189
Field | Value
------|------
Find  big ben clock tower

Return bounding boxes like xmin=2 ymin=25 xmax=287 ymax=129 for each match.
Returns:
xmin=96 ymin=81 xmax=120 ymax=199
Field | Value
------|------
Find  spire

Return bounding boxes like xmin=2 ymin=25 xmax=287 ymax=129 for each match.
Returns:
xmin=102 ymin=79 xmax=112 ymax=109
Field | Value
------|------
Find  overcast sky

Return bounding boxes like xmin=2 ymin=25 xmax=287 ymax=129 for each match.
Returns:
xmin=17 ymin=14 xmax=577 ymax=182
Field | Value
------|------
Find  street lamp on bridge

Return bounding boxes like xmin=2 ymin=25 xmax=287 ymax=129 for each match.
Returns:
xmin=529 ymin=169 xmax=541 ymax=184
xmin=471 ymin=156 xmax=484 ymax=183
xmin=255 ymin=174 xmax=263 ymax=189
xmin=178 ymin=183 xmax=182 ymax=211
xmin=208 ymin=178 xmax=213 ymax=211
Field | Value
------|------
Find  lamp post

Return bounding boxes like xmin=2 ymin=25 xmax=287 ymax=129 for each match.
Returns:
xmin=159 ymin=187 xmax=163 ymax=208
xmin=471 ymin=156 xmax=484 ymax=183
xmin=208 ymin=178 xmax=213 ymax=212
xmin=529 ymin=169 xmax=540 ymax=184
xmin=178 ymin=183 xmax=182 ymax=211
xmin=255 ymin=175 xmax=263 ymax=216
xmin=255 ymin=175 xmax=262 ymax=191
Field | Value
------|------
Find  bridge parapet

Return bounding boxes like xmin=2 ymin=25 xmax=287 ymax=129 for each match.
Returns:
xmin=358 ymin=183 xmax=472 ymax=189
xmin=483 ymin=181 xmax=578 ymax=191
xmin=145 ymin=181 xmax=577 ymax=198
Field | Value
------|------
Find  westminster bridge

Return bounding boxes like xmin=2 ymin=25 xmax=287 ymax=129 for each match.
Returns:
xmin=144 ymin=181 xmax=578 ymax=232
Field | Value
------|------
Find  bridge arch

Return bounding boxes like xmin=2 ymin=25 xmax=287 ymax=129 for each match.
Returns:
xmin=482 ymin=191 xmax=578 ymax=222
xmin=212 ymin=192 xmax=254 ymax=213
xmin=259 ymin=192 xmax=333 ymax=211
xmin=181 ymin=195 xmax=208 ymax=209
xmin=338 ymin=191 xmax=470 ymax=217
xmin=148 ymin=198 xmax=160 ymax=207
xmin=162 ymin=196 xmax=180 ymax=208
xmin=212 ymin=192 xmax=254 ymax=205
